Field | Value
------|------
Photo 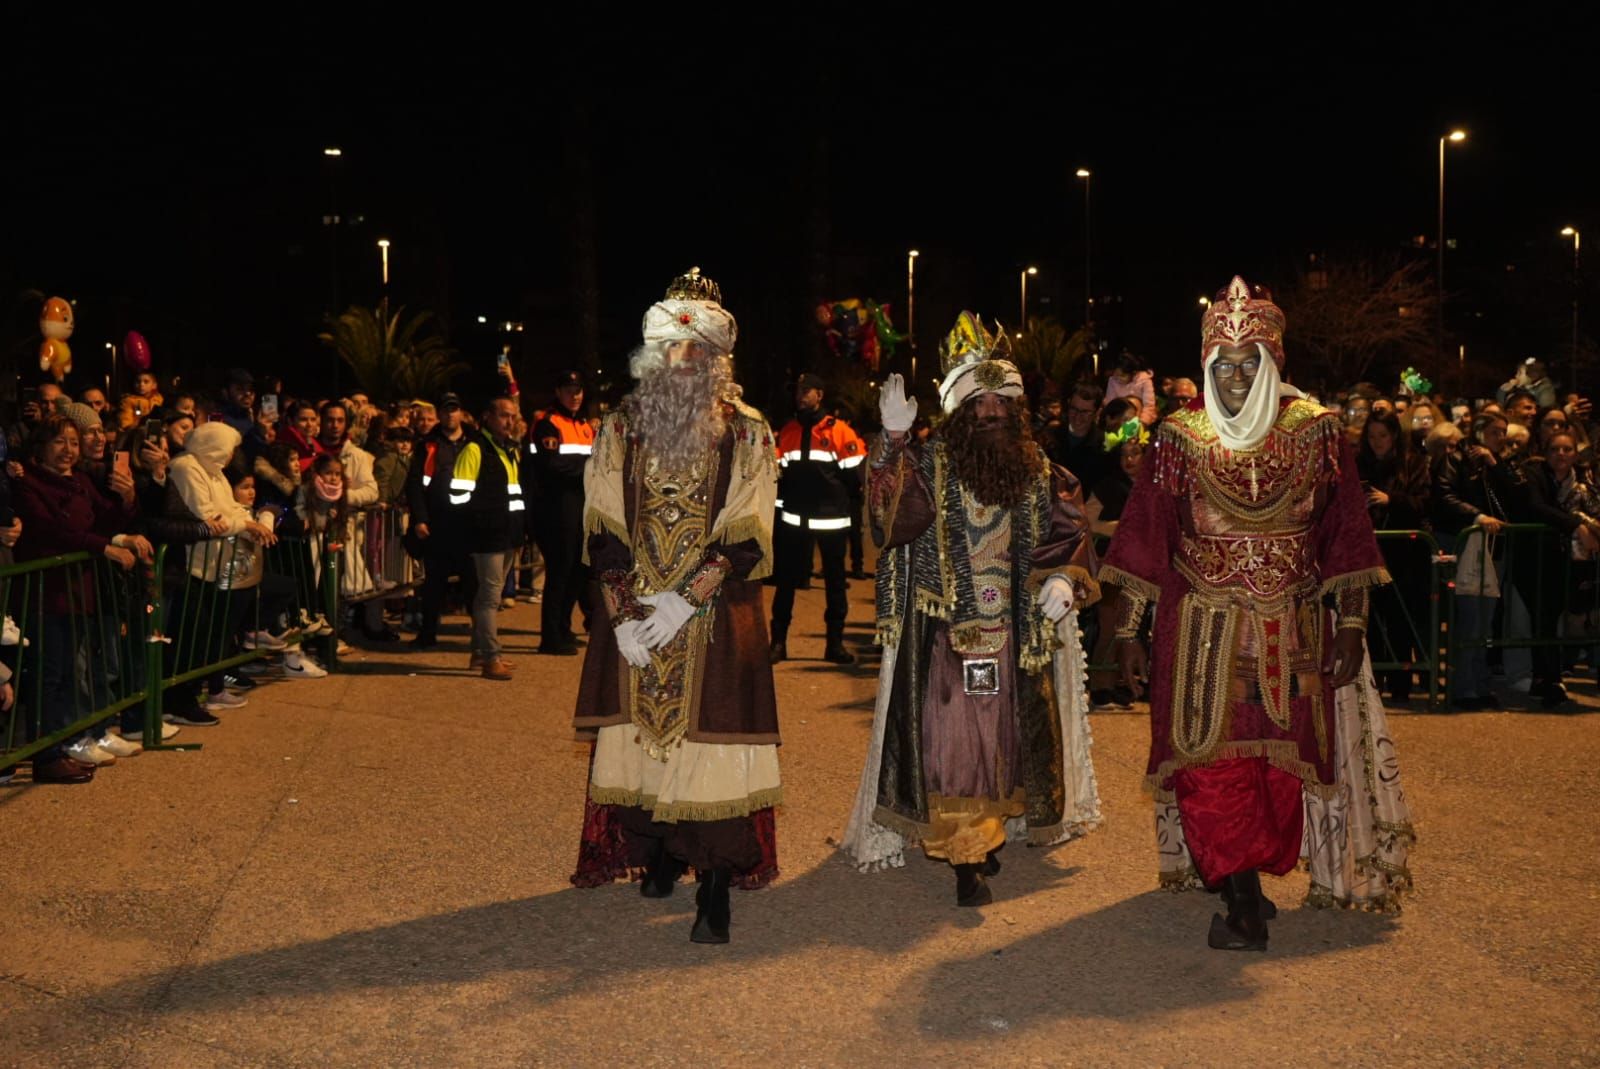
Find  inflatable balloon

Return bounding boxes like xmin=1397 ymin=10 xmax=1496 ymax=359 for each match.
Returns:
xmin=39 ymin=338 xmax=73 ymax=379
xmin=124 ymin=330 xmax=152 ymax=372
xmin=40 ymin=297 xmax=74 ymax=341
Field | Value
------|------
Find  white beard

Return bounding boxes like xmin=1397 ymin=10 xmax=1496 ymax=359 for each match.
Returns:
xmin=624 ymin=356 xmax=733 ymax=471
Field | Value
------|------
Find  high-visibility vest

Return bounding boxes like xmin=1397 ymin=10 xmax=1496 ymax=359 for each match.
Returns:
xmin=532 ymin=412 xmax=595 ymax=457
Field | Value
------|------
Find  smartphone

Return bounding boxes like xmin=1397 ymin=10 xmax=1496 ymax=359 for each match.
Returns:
xmin=496 ymin=352 xmax=511 ymax=373
xmin=22 ymin=387 xmax=38 ymax=407
xmin=146 ymin=418 xmax=165 ymax=443
xmin=113 ymin=450 xmax=132 ymax=479
xmin=259 ymin=393 xmax=279 ymax=421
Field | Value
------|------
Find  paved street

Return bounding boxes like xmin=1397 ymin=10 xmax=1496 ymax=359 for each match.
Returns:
xmin=3 ymin=574 xmax=1598 ymax=1068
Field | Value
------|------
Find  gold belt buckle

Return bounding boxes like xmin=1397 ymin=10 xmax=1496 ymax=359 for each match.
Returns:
xmin=962 ymin=657 xmax=1000 ymax=696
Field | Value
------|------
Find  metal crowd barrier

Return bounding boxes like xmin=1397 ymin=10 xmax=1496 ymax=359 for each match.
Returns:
xmin=343 ymin=505 xmax=419 ymax=605
xmin=1369 ymin=529 xmax=1448 ymax=709
xmin=1446 ymin=522 xmax=1600 ymax=702
xmin=0 ymin=552 xmax=149 ymax=768
xmin=0 ymin=536 xmax=341 ymax=774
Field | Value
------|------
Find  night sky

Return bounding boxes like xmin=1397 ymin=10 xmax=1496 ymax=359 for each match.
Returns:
xmin=10 ymin=8 xmax=1598 ymax=413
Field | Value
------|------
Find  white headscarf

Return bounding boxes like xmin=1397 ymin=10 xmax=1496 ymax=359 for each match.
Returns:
xmin=1202 ymin=342 xmax=1304 ymax=451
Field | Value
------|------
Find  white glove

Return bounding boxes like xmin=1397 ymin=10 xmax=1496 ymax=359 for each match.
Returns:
xmin=636 ymin=591 xmax=696 ymax=649
xmin=1037 ymin=575 xmax=1075 ymax=622
xmin=613 ymin=620 xmax=652 ymax=669
xmin=879 ymin=373 xmax=917 ymax=434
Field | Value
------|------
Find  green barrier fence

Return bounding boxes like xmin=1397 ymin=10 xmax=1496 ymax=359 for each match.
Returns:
xmin=2 ymin=536 xmax=341 ymax=771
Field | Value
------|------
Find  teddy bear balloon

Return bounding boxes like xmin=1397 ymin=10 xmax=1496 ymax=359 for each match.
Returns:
xmin=38 ymin=296 xmax=74 ymax=380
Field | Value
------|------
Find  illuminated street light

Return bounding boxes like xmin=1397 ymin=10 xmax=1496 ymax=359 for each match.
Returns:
xmin=1198 ymin=296 xmax=1211 ymax=308
xmin=477 ymin=315 xmax=489 ymax=324
xmin=377 ymin=239 xmax=391 ymax=286
xmin=1020 ymin=266 xmax=1038 ymax=330
xmin=1076 ymin=169 xmax=1092 ymax=329
xmin=1437 ymin=128 xmax=1467 ymax=376
xmin=907 ymin=250 xmax=921 ymax=385
xmin=1561 ymin=227 xmax=1582 ymax=392
xmin=323 ymin=147 xmax=343 ymax=157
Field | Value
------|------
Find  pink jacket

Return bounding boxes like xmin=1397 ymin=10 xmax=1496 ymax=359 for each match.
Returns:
xmin=1105 ymin=370 xmax=1157 ymax=425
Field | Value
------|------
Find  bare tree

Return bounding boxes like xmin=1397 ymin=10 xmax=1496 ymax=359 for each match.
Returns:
xmin=1279 ymin=255 xmax=1437 ymax=390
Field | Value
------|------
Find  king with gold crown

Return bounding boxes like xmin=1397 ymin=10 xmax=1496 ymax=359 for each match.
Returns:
xmin=1100 ymin=276 xmax=1414 ymax=951
xmin=839 ymin=312 xmax=1104 ymax=908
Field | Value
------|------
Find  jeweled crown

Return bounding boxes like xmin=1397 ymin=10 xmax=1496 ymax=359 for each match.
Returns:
xmin=664 ymin=266 xmax=723 ymax=305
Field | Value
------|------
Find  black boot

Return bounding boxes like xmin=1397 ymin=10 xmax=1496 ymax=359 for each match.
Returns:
xmin=955 ymin=863 xmax=993 ymax=907
xmin=640 ymin=840 xmax=683 ymax=899
xmin=768 ymin=637 xmax=788 ymax=664
xmin=690 ymin=869 xmax=732 ymax=944
xmin=823 ymin=632 xmax=855 ymax=665
xmin=983 ymin=842 xmax=1004 ymax=877
xmin=1207 ymin=870 xmax=1269 ymax=951
xmin=1218 ymin=875 xmax=1278 ymax=919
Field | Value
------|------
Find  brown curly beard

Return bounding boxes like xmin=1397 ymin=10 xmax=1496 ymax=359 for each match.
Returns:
xmin=940 ymin=397 xmax=1047 ymax=508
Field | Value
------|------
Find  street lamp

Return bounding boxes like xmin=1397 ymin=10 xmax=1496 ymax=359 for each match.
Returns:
xmin=323 ymin=146 xmax=343 ymax=157
xmin=1562 ymin=226 xmax=1582 ymax=393
xmin=1076 ymin=169 xmax=1092 ymax=330
xmin=907 ymin=249 xmax=920 ymax=386
xmin=1019 ymin=265 xmax=1038 ymax=333
xmin=377 ymin=239 xmax=391 ymax=286
xmin=1198 ymin=296 xmax=1211 ymax=308
xmin=1437 ymin=129 xmax=1467 ymax=376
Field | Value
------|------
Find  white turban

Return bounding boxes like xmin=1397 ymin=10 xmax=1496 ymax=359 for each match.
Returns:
xmin=641 ymin=299 xmax=737 ymax=356
xmin=1202 ymin=342 xmax=1305 ymax=451
xmin=939 ymin=358 xmax=1025 ymax=415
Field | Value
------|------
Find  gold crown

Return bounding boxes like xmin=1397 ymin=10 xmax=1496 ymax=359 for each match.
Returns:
xmin=939 ymin=310 xmax=1011 ymax=376
xmin=664 ymin=266 xmax=723 ymax=305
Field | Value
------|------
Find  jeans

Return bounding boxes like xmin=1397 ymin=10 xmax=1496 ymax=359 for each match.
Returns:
xmin=1454 ymin=595 xmax=1498 ymax=699
xmin=471 ymin=550 xmax=516 ymax=658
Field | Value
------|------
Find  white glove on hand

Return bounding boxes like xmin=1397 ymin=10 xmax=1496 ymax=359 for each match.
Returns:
xmin=613 ymin=620 xmax=652 ymax=669
xmin=636 ymin=591 xmax=696 ymax=649
xmin=1037 ymin=575 xmax=1075 ymax=622
xmin=879 ymin=373 xmax=917 ymax=434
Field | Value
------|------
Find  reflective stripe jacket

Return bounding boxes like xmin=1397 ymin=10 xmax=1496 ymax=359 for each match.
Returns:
xmin=450 ymin=429 xmax=526 ymax=552
xmin=404 ymin=428 xmax=470 ymax=532
xmin=774 ymin=413 xmax=864 ymax=527
xmin=530 ymin=410 xmax=594 ymax=499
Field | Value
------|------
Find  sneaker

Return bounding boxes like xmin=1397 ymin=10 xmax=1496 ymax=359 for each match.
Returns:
xmin=242 ymin=630 xmax=288 ymax=651
xmin=282 ymin=658 xmax=328 ymax=679
xmin=335 ymin=639 xmax=353 ymax=656
xmin=0 ymin=768 xmax=13 ymax=784
xmin=1090 ymin=689 xmax=1114 ymax=710
xmin=140 ymin=721 xmax=182 ymax=740
xmin=500 ymin=598 xmax=517 ymax=610
xmin=1109 ymin=685 xmax=1136 ymax=710
xmin=240 ymin=659 xmax=275 ymax=675
xmin=65 ymin=738 xmax=117 ymax=766
xmin=205 ymin=690 xmax=248 ymax=711
xmin=97 ymin=733 xmax=143 ymax=758
xmin=166 ymin=707 xmax=220 ymax=727
xmin=223 ymin=672 xmax=258 ymax=692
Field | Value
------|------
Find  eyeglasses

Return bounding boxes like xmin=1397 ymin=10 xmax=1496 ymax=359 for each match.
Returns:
xmin=1213 ymin=359 xmax=1260 ymax=379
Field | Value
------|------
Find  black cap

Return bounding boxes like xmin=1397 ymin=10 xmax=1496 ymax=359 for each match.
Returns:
xmin=437 ymin=391 xmax=462 ymax=411
xmin=555 ymin=369 xmax=585 ymax=389
xmin=225 ymin=367 xmax=255 ymax=389
xmin=797 ymin=372 xmax=826 ymax=392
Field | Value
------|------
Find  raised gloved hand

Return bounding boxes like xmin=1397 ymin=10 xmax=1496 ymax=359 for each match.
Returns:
xmin=1037 ymin=574 xmax=1075 ymax=622
xmin=613 ymin=620 xmax=652 ymax=669
xmin=879 ymin=372 xmax=917 ymax=435
xmin=636 ymin=591 xmax=696 ymax=649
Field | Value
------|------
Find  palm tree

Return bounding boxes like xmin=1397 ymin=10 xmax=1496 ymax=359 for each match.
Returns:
xmin=1011 ymin=316 xmax=1089 ymax=384
xmin=318 ymin=304 xmax=467 ymax=402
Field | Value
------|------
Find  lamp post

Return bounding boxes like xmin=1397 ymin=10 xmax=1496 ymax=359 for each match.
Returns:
xmin=1076 ymin=168 xmax=1092 ymax=330
xmin=323 ymin=147 xmax=343 ymax=316
xmin=907 ymin=249 xmax=920 ymax=386
xmin=1562 ymin=227 xmax=1582 ymax=394
xmin=1019 ymin=265 xmax=1037 ymax=335
xmin=377 ymin=239 xmax=391 ymax=288
xmin=1436 ymin=129 xmax=1466 ymax=377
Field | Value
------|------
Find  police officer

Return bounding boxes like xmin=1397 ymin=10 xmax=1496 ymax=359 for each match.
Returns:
xmin=769 ymin=372 xmax=865 ymax=664
xmin=530 ymin=369 xmax=595 ymax=655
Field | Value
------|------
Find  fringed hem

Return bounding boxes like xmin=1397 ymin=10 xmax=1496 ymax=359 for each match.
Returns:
xmin=1304 ymin=878 xmax=1410 ymax=915
xmin=586 ymin=785 xmax=785 ymax=824
xmin=581 ymin=508 xmax=631 ymax=564
xmin=1159 ymin=865 xmax=1205 ymax=892
xmin=874 ymin=621 xmax=903 ymax=649
xmin=850 ymin=852 xmax=907 ymax=874
xmin=710 ymin=514 xmax=774 ymax=581
xmin=1026 ymin=816 xmax=1104 ymax=847
xmin=569 ymin=863 xmax=648 ymax=889
xmin=1319 ymin=566 xmax=1393 ymax=597
xmin=1097 ymin=564 xmax=1162 ymax=603
xmin=1148 ymin=741 xmax=1339 ymax=801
